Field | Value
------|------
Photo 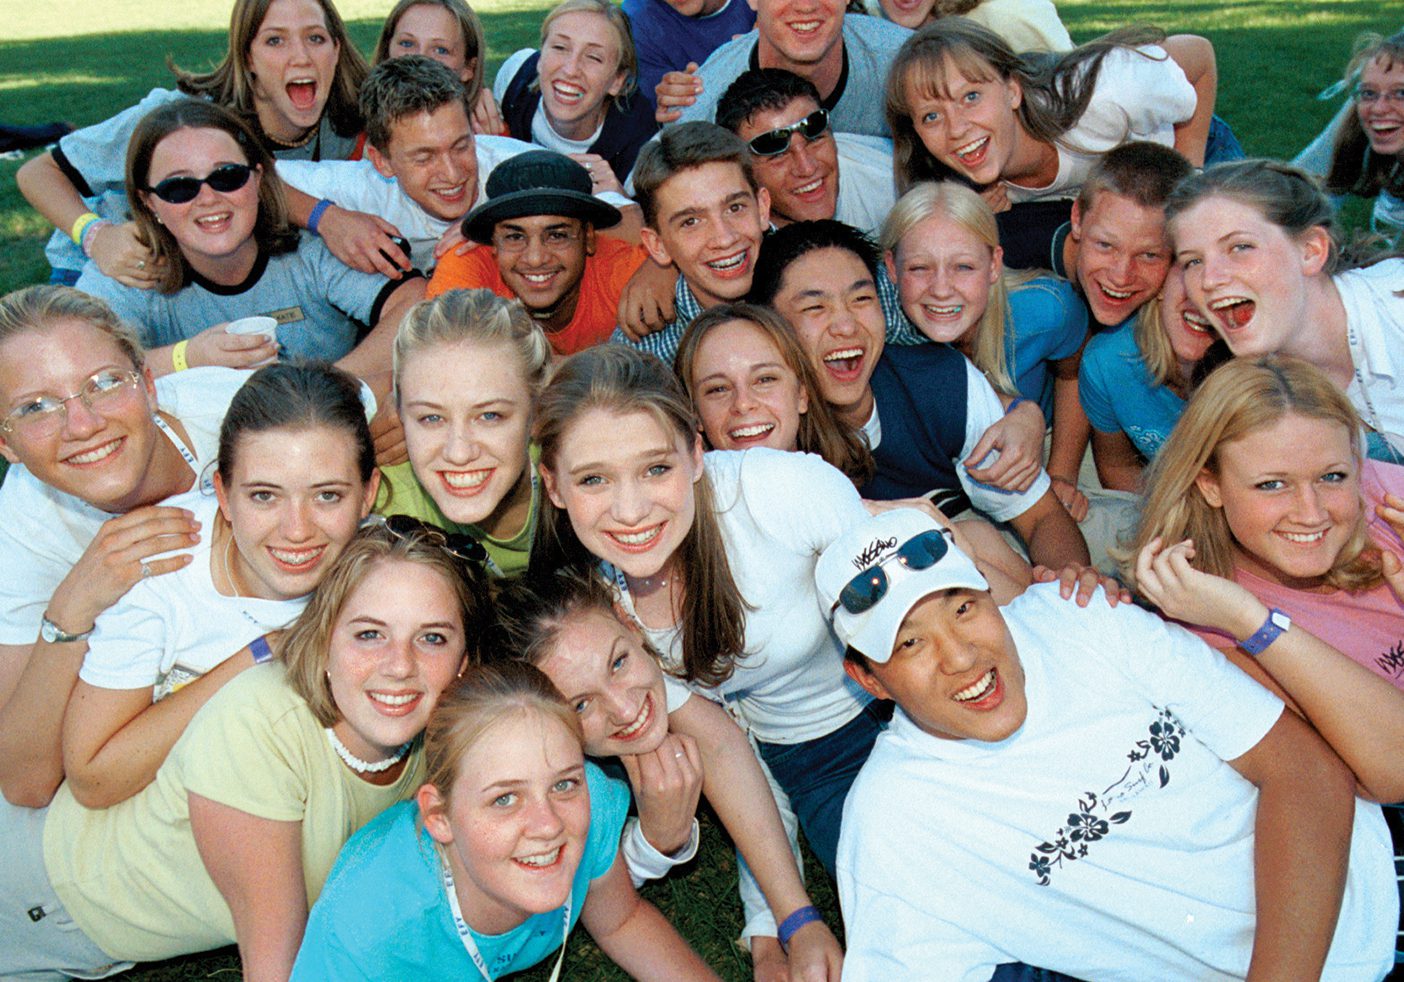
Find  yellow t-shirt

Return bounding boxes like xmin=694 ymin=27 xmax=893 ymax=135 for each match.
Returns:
xmin=374 ymin=443 xmax=541 ymax=578
xmin=43 ymin=664 xmax=424 ymax=962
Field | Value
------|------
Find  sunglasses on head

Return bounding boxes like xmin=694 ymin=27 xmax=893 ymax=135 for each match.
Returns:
xmin=832 ymin=528 xmax=952 ymax=616
xmin=145 ymin=162 xmax=255 ymax=205
xmin=747 ymin=109 xmax=830 ymax=157
xmin=382 ymin=513 xmax=489 ymax=566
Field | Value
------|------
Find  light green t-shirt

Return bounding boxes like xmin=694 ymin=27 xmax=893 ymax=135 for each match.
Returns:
xmin=374 ymin=444 xmax=540 ymax=577
xmin=43 ymin=664 xmax=424 ymax=962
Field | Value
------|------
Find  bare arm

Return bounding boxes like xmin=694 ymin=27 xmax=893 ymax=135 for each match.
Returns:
xmin=1228 ymin=710 xmax=1354 ymax=982
xmin=334 ymin=276 xmax=427 ymax=386
xmin=190 ymin=793 xmax=307 ymax=982
xmin=1162 ymin=35 xmax=1217 ymax=167
xmin=63 ymin=645 xmax=258 ymax=808
xmin=283 ymin=184 xmax=409 ymax=279
xmin=668 ymin=696 xmax=842 ymax=982
xmin=0 ymin=505 xmax=197 ymax=806
xmin=1089 ymin=427 xmax=1144 ymax=493
xmin=17 ymin=151 xmax=161 ymax=288
xmin=1009 ymin=488 xmax=1091 ymax=569
xmin=580 ymin=851 xmax=720 ymax=981
xmin=1046 ymin=360 xmax=1091 ymax=521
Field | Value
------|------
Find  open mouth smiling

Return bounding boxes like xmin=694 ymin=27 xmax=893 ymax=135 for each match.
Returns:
xmin=64 ymin=437 xmax=123 ymax=466
xmin=1209 ymin=296 xmax=1256 ymax=331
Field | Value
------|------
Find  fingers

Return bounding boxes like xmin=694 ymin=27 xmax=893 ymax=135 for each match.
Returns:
xmin=434 ymin=224 xmax=469 ymax=259
xmin=1382 ymin=551 xmax=1404 ymax=602
xmin=654 ymin=63 xmax=702 ymax=122
xmin=374 ymin=428 xmax=408 ymax=467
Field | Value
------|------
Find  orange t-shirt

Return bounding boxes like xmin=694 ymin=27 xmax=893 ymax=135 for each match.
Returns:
xmin=427 ymin=236 xmax=648 ymax=355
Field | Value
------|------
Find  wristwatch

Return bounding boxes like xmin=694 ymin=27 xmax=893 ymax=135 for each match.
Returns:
xmin=1239 ymin=608 xmax=1291 ymax=657
xmin=40 ymin=613 xmax=93 ymax=645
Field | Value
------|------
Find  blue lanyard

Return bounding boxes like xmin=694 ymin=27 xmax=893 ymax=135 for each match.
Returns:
xmin=439 ymin=853 xmax=570 ymax=982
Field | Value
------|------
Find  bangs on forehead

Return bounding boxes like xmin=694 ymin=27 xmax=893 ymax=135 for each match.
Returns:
xmin=903 ymin=47 xmax=1002 ymax=105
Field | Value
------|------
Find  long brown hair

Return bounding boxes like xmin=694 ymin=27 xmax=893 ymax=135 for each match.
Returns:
xmin=173 ymin=0 xmax=367 ymax=139
xmin=676 ymin=303 xmax=874 ymax=485
xmin=1123 ymin=356 xmax=1382 ymax=592
xmin=532 ymin=345 xmax=749 ymax=687
xmin=1326 ymin=30 xmax=1404 ymax=199
xmin=886 ymin=18 xmax=1167 ymax=193
xmin=126 ymin=99 xmax=300 ymax=294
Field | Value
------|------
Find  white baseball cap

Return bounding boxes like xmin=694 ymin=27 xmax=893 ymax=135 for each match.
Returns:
xmin=816 ymin=509 xmax=988 ymax=663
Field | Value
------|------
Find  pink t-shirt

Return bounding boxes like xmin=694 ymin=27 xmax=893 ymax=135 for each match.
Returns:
xmin=1195 ymin=460 xmax=1404 ymax=688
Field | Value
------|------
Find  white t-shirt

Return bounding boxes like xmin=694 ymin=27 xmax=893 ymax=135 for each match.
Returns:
xmin=837 ymin=584 xmax=1395 ymax=982
xmin=79 ymin=492 xmax=307 ymax=698
xmin=1004 ymin=46 xmax=1197 ymax=203
xmin=608 ymin=448 xmax=872 ymax=744
xmin=277 ymin=145 xmax=633 ymax=273
xmin=0 ymin=367 xmax=247 ymax=645
xmin=1339 ymin=258 xmax=1404 ymax=455
xmin=834 ymin=135 xmax=897 ymax=239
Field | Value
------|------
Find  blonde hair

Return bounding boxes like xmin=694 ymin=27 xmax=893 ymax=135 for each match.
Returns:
xmin=1124 ymin=356 xmax=1382 ymax=592
xmin=675 ymin=303 xmax=875 ymax=485
xmin=0 ymin=286 xmax=143 ymax=369
xmin=421 ymin=661 xmax=582 ymax=802
xmin=881 ymin=181 xmax=1028 ymax=395
xmin=537 ymin=0 xmax=639 ymax=105
xmin=1130 ymin=298 xmax=1177 ymax=388
xmin=282 ymin=523 xmax=486 ymax=726
xmin=393 ymin=288 xmax=552 ymax=403
xmin=373 ymin=0 xmax=487 ymax=112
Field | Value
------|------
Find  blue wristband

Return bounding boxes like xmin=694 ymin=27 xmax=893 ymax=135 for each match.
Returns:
xmin=250 ymin=634 xmax=274 ymax=664
xmin=307 ymin=198 xmax=335 ymax=236
xmin=777 ymin=905 xmax=822 ymax=950
xmin=1003 ymin=396 xmax=1031 ymax=417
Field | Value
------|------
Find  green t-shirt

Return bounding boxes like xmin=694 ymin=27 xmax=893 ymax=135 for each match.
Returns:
xmin=43 ymin=664 xmax=424 ymax=962
xmin=374 ymin=444 xmax=540 ymax=577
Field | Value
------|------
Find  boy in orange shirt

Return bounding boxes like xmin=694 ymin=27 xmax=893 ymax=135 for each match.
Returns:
xmin=428 ymin=151 xmax=648 ymax=354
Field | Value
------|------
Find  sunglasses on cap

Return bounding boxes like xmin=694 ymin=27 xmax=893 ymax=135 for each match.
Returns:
xmin=145 ymin=163 xmax=255 ymax=205
xmin=831 ymin=528 xmax=952 ymax=616
xmin=747 ymin=109 xmax=830 ymax=157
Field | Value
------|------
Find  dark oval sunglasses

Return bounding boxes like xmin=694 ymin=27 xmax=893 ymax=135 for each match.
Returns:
xmin=832 ymin=528 xmax=952 ymax=616
xmin=747 ymin=109 xmax=830 ymax=157
xmin=145 ymin=163 xmax=255 ymax=205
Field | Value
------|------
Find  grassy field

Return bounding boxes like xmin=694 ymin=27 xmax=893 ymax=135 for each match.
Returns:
xmin=1 ymin=1 xmax=1400 ymax=979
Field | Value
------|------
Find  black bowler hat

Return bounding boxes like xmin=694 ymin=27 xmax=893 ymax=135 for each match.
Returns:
xmin=461 ymin=150 xmax=622 ymax=244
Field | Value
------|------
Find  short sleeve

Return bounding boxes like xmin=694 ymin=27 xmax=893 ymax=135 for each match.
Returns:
xmin=494 ymin=49 xmax=535 ymax=104
xmin=583 ymin=763 xmax=631 ymax=883
xmin=54 ymin=89 xmax=186 ymax=198
xmin=730 ymin=449 xmax=869 ymax=552
xmin=1071 ymin=47 xmax=1196 ymax=150
xmin=80 ymin=584 xmax=169 ymax=690
xmin=426 ymin=244 xmax=500 ymax=299
xmin=1077 ymin=331 xmax=1122 ymax=434
xmin=955 ymin=361 xmax=1053 ymax=522
xmin=308 ymin=239 xmax=400 ymax=323
xmin=74 ymin=265 xmax=161 ymax=345
xmin=0 ymin=477 xmax=91 ymax=644
xmin=1012 ymin=278 xmax=1087 ymax=364
xmin=181 ymin=669 xmax=315 ymax=821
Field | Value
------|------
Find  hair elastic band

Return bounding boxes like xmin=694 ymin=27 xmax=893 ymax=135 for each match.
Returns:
xmin=171 ymin=340 xmax=190 ymax=372
xmin=777 ymin=905 xmax=822 ymax=950
xmin=250 ymin=635 xmax=274 ymax=664
xmin=307 ymin=198 xmax=335 ymax=236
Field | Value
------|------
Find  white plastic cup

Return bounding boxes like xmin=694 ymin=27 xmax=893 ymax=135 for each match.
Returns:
xmin=225 ymin=316 xmax=279 ymax=343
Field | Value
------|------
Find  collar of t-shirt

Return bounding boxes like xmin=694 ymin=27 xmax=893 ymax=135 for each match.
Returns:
xmin=859 ymin=401 xmax=881 ymax=449
xmin=747 ymin=38 xmax=848 ymax=113
xmin=531 ymin=102 xmax=603 ymax=156
xmin=1049 ymin=222 xmax=1071 ymax=278
xmin=183 ymin=245 xmax=271 ymax=295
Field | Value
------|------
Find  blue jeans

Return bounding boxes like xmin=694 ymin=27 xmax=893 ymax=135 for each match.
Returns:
xmin=755 ymin=700 xmax=890 ymax=876
xmin=1205 ymin=114 xmax=1245 ymax=166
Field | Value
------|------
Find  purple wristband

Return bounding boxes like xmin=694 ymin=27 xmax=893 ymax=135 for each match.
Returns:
xmin=777 ymin=905 xmax=822 ymax=950
xmin=307 ymin=198 xmax=335 ymax=236
xmin=250 ymin=634 xmax=274 ymax=664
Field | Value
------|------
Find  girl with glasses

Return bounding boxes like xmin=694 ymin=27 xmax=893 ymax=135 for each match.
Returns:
xmin=16 ymin=0 xmax=367 ymax=288
xmin=376 ymin=289 xmax=550 ymax=578
xmin=492 ymin=571 xmax=844 ymax=982
xmin=1125 ymin=356 xmax=1404 ymax=802
xmin=294 ymin=659 xmax=720 ymax=980
xmin=494 ymin=0 xmax=658 ymax=190
xmin=72 ymin=99 xmax=425 ymax=377
xmin=1325 ymin=30 xmax=1404 ymax=247
xmin=0 ymin=522 xmax=486 ymax=980
xmin=59 ymin=363 xmax=380 ymax=809
xmin=1166 ymin=159 xmax=1404 ymax=465
xmin=0 ymin=286 xmax=246 ymax=807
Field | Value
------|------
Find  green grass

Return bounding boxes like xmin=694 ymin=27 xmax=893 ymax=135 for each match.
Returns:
xmin=2 ymin=1 xmax=1400 ymax=978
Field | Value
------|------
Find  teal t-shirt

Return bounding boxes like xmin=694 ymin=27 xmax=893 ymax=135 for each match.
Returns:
xmin=1078 ymin=319 xmax=1186 ymax=460
xmin=291 ymin=762 xmax=629 ymax=980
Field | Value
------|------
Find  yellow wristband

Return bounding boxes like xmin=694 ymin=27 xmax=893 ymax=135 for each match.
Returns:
xmin=70 ymin=212 xmax=101 ymax=246
xmin=171 ymin=340 xmax=190 ymax=372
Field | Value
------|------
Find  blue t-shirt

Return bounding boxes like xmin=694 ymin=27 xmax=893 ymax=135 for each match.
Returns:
xmin=76 ymin=236 xmax=410 ymax=362
xmin=1078 ymin=320 xmax=1185 ymax=460
xmin=1005 ymin=276 xmax=1088 ymax=420
xmin=621 ymin=0 xmax=756 ymax=110
xmin=291 ymin=763 xmax=629 ymax=981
